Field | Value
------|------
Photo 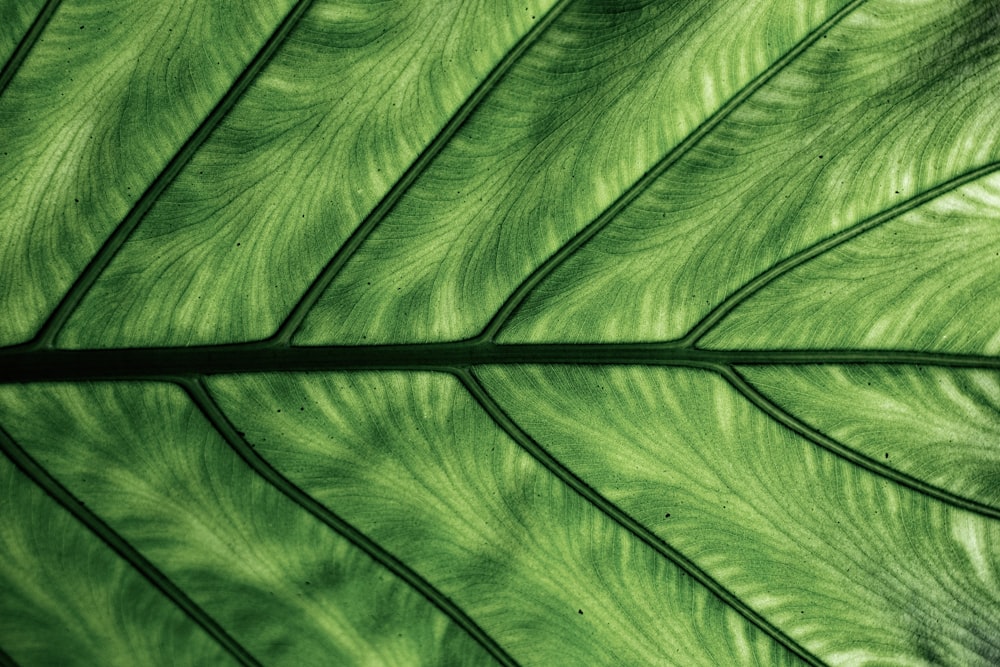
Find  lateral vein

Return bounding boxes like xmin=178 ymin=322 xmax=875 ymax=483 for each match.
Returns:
xmin=182 ymin=378 xmax=520 ymax=667
xmin=0 ymin=425 xmax=261 ymax=667
xmin=720 ymin=366 xmax=1000 ymax=521
xmin=271 ymin=0 xmax=576 ymax=345
xmin=683 ymin=161 xmax=1000 ymax=345
xmin=478 ymin=0 xmax=870 ymax=341
xmin=0 ymin=0 xmax=61 ymax=99
xmin=29 ymin=0 xmax=317 ymax=349
xmin=457 ymin=369 xmax=826 ymax=667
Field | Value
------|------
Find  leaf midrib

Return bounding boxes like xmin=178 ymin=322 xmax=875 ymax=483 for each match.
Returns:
xmin=3 ymin=343 xmax=999 ymax=382
xmin=7 ymin=340 xmax=997 ymax=526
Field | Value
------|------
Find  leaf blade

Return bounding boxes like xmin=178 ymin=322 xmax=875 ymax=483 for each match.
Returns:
xmin=0 ymin=434 xmax=241 ymax=666
xmin=59 ymin=0 xmax=559 ymax=348
xmin=500 ymin=0 xmax=1000 ymax=344
xmin=208 ymin=370 xmax=804 ymax=665
xmin=0 ymin=382 xmax=494 ymax=665
xmin=478 ymin=364 xmax=1000 ymax=665
xmin=737 ymin=364 xmax=1000 ymax=511
xmin=0 ymin=0 xmax=300 ymax=346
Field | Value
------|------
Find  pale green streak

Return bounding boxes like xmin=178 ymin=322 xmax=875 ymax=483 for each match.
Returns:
xmin=502 ymin=0 xmax=1000 ymax=344
xmin=0 ymin=455 xmax=237 ymax=666
xmin=479 ymin=365 xmax=1000 ymax=665
xmin=62 ymin=0 xmax=555 ymax=347
xmin=296 ymin=0 xmax=848 ymax=344
xmin=0 ymin=382 xmax=493 ymax=666
xmin=0 ymin=0 xmax=297 ymax=345
xmin=702 ymin=173 xmax=1000 ymax=353
xmin=209 ymin=371 xmax=800 ymax=666
xmin=741 ymin=365 xmax=1000 ymax=509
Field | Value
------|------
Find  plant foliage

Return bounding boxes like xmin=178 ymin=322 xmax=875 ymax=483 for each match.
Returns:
xmin=1 ymin=0 xmax=999 ymax=664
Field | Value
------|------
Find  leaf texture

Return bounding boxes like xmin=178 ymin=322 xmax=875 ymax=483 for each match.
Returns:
xmin=1 ymin=0 xmax=999 ymax=665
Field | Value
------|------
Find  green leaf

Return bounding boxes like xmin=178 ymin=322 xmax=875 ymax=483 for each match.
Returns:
xmin=1 ymin=0 xmax=998 ymax=665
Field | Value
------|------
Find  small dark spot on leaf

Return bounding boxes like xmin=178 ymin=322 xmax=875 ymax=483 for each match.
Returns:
xmin=664 ymin=513 xmax=671 ymax=518
xmin=885 ymin=452 xmax=890 ymax=459
xmin=577 ymin=609 xmax=583 ymax=615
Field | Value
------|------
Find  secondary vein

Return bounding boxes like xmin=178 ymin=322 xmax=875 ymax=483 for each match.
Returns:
xmin=477 ymin=0 xmax=869 ymax=342
xmin=682 ymin=161 xmax=1000 ymax=345
xmin=0 ymin=425 xmax=261 ymax=667
xmin=719 ymin=366 xmax=1000 ymax=521
xmin=182 ymin=378 xmax=520 ymax=667
xmin=0 ymin=0 xmax=61 ymax=99
xmin=0 ymin=643 xmax=19 ymax=667
xmin=28 ymin=0 xmax=317 ymax=350
xmin=270 ymin=0 xmax=576 ymax=345
xmin=457 ymin=369 xmax=826 ymax=667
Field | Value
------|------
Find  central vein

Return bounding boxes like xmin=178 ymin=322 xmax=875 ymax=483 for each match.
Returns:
xmin=1 ymin=342 xmax=997 ymax=382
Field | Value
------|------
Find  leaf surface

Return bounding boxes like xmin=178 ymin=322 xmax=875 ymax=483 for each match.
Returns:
xmin=1 ymin=0 xmax=999 ymax=665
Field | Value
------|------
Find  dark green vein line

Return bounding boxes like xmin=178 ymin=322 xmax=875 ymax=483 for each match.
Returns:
xmin=682 ymin=161 xmax=1000 ymax=345
xmin=0 ymin=644 xmax=18 ymax=667
xmin=0 ymin=425 xmax=261 ymax=667
xmin=270 ymin=0 xmax=575 ymax=345
xmin=719 ymin=366 xmax=1000 ymax=521
xmin=2 ymin=343 xmax=1000 ymax=382
xmin=0 ymin=0 xmax=61 ymax=99
xmin=181 ymin=378 xmax=518 ymax=667
xmin=27 ymin=0 xmax=316 ymax=350
xmin=709 ymin=349 xmax=1000 ymax=369
xmin=456 ymin=369 xmax=825 ymax=667
xmin=476 ymin=0 xmax=868 ymax=342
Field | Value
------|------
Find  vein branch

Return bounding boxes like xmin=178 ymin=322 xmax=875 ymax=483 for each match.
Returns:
xmin=181 ymin=378 xmax=519 ymax=667
xmin=682 ymin=161 xmax=1000 ymax=345
xmin=0 ymin=425 xmax=261 ymax=667
xmin=456 ymin=369 xmax=826 ymax=667
xmin=719 ymin=367 xmax=1000 ymax=521
xmin=477 ymin=0 xmax=868 ymax=342
xmin=0 ymin=643 xmax=19 ymax=667
xmin=0 ymin=0 xmax=61 ymax=99
xmin=27 ymin=0 xmax=317 ymax=350
xmin=270 ymin=0 xmax=575 ymax=345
